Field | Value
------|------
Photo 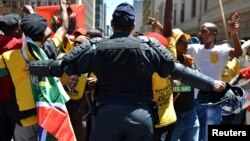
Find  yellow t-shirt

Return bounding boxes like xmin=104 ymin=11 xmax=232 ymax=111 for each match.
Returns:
xmin=152 ymin=73 xmax=176 ymax=128
xmin=221 ymin=58 xmax=240 ymax=82
xmin=151 ymin=36 xmax=177 ymax=128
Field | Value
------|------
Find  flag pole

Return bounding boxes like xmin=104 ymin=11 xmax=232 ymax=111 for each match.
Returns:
xmin=218 ymin=0 xmax=229 ymax=42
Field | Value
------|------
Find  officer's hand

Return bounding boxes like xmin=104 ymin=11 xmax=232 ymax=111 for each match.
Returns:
xmin=213 ymin=80 xmax=226 ymax=92
xmin=24 ymin=63 xmax=30 ymax=75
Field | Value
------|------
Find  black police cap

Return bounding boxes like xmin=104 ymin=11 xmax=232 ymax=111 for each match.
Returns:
xmin=112 ymin=2 xmax=135 ymax=22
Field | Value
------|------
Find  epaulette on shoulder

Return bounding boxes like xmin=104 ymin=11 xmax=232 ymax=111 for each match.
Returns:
xmin=137 ymin=35 xmax=160 ymax=46
xmin=137 ymin=35 xmax=150 ymax=43
xmin=89 ymin=37 xmax=104 ymax=45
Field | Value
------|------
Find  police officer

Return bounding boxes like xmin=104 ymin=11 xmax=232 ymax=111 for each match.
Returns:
xmin=27 ymin=3 xmax=226 ymax=141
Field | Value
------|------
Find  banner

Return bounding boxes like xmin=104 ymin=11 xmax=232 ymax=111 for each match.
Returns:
xmin=35 ymin=4 xmax=85 ymax=35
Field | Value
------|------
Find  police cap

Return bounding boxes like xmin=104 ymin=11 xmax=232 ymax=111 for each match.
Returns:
xmin=112 ymin=2 xmax=135 ymax=22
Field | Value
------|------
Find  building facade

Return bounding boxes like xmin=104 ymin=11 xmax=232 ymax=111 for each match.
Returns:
xmin=141 ymin=0 xmax=250 ymax=42
xmin=95 ymin=0 xmax=106 ymax=34
xmin=133 ymin=0 xmax=143 ymax=32
xmin=173 ymin=0 xmax=250 ymax=42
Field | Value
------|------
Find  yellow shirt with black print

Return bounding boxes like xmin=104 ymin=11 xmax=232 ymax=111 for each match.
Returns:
xmin=153 ymin=36 xmax=177 ymax=128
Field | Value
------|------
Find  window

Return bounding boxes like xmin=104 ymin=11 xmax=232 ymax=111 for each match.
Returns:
xmin=12 ymin=1 xmax=17 ymax=8
xmin=3 ymin=1 xmax=11 ymax=7
xmin=173 ymin=9 xmax=176 ymax=26
xmin=180 ymin=3 xmax=185 ymax=22
xmin=31 ymin=2 xmax=36 ymax=6
xmin=192 ymin=0 xmax=196 ymax=17
xmin=204 ymin=0 xmax=208 ymax=11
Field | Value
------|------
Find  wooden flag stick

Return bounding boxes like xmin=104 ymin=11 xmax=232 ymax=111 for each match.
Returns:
xmin=219 ymin=0 xmax=229 ymax=41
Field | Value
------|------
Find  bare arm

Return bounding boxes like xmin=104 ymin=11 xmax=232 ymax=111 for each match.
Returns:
xmin=228 ymin=12 xmax=243 ymax=58
xmin=54 ymin=0 xmax=69 ymax=40
xmin=230 ymin=73 xmax=250 ymax=90
xmin=162 ymin=0 xmax=173 ymax=37
xmin=148 ymin=0 xmax=173 ymax=37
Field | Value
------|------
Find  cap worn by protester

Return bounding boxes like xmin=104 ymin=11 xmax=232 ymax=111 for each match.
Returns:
xmin=189 ymin=37 xmax=200 ymax=44
xmin=0 ymin=13 xmax=20 ymax=31
xmin=86 ymin=29 xmax=103 ymax=38
xmin=172 ymin=28 xmax=191 ymax=44
xmin=72 ymin=27 xmax=86 ymax=36
xmin=112 ymin=2 xmax=135 ymax=22
xmin=144 ymin=32 xmax=169 ymax=47
xmin=20 ymin=13 xmax=48 ymax=37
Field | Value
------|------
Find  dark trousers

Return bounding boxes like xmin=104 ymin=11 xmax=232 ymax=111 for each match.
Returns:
xmin=0 ymin=103 xmax=18 ymax=141
xmin=154 ymin=123 xmax=175 ymax=141
xmin=222 ymin=109 xmax=246 ymax=125
xmin=90 ymin=104 xmax=154 ymax=141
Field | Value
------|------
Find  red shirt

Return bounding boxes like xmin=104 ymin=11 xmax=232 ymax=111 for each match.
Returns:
xmin=0 ymin=36 xmax=22 ymax=54
xmin=0 ymin=36 xmax=22 ymax=102
xmin=240 ymin=67 xmax=250 ymax=112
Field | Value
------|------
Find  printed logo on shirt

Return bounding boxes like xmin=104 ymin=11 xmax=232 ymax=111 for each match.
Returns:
xmin=173 ymin=85 xmax=191 ymax=92
xmin=210 ymin=52 xmax=219 ymax=64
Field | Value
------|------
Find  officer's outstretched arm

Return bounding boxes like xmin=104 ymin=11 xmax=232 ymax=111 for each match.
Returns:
xmin=29 ymin=59 xmax=63 ymax=77
xmin=170 ymin=61 xmax=226 ymax=92
xmin=148 ymin=36 xmax=225 ymax=92
xmin=29 ymin=41 xmax=93 ymax=77
xmin=171 ymin=62 xmax=215 ymax=91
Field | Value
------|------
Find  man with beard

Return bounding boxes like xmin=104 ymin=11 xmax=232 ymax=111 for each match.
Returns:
xmin=187 ymin=17 xmax=242 ymax=141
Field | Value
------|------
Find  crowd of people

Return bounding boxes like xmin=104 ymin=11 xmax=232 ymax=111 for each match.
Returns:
xmin=0 ymin=0 xmax=249 ymax=141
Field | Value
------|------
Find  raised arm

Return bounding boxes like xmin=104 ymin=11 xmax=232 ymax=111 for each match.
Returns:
xmin=162 ymin=0 xmax=173 ymax=37
xmin=54 ymin=0 xmax=69 ymax=40
xmin=228 ymin=12 xmax=243 ymax=58
xmin=148 ymin=0 xmax=173 ymax=37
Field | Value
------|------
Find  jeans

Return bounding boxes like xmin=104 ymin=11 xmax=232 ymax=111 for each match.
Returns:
xmin=171 ymin=108 xmax=199 ymax=141
xmin=195 ymin=101 xmax=222 ymax=141
xmin=155 ymin=123 xmax=175 ymax=141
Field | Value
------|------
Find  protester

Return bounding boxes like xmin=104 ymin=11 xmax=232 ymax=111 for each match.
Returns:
xmin=0 ymin=13 xmax=23 ymax=141
xmin=230 ymin=66 xmax=250 ymax=125
xmin=144 ymin=31 xmax=177 ymax=141
xmin=239 ymin=40 xmax=250 ymax=69
xmin=147 ymin=1 xmax=178 ymax=140
xmin=170 ymin=28 xmax=200 ymax=141
xmin=187 ymin=16 xmax=242 ymax=141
